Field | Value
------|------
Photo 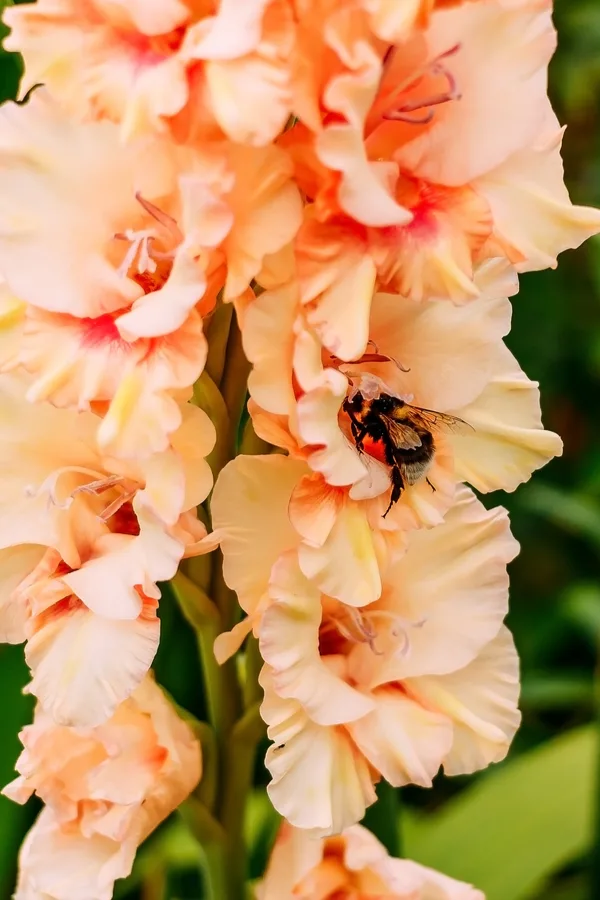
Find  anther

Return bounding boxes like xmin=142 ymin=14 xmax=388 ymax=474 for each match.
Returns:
xmin=383 ymin=43 xmax=462 ymax=125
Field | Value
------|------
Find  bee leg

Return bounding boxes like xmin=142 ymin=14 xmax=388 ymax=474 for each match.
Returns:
xmin=426 ymin=477 xmax=436 ymax=493
xmin=383 ymin=466 xmax=404 ymax=518
xmin=350 ymin=421 xmax=369 ymax=453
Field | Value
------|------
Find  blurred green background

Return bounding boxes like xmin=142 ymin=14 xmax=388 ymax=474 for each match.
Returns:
xmin=1 ymin=0 xmax=600 ymax=898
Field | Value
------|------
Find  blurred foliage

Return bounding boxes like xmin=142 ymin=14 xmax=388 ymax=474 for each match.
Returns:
xmin=1 ymin=0 xmax=600 ymax=898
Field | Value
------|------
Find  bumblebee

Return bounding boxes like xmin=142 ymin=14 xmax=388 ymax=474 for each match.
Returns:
xmin=342 ymin=389 xmax=471 ymax=517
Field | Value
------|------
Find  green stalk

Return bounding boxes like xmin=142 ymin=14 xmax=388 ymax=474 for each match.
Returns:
xmin=171 ymin=572 xmax=239 ymax=745
xmin=218 ymin=704 xmax=266 ymax=898
xmin=205 ymin=303 xmax=234 ymax=387
xmin=220 ymin=317 xmax=251 ymax=459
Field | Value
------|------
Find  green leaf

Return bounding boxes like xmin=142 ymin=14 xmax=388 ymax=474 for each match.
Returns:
xmin=520 ymin=672 xmax=594 ymax=710
xmin=404 ymin=726 xmax=596 ymax=900
xmin=361 ymin=782 xmax=401 ymax=857
xmin=562 ymin=582 xmax=600 ymax=644
xmin=521 ymin=483 xmax=600 ymax=552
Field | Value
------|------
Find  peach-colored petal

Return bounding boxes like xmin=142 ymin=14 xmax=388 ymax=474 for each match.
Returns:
xmin=25 ymin=599 xmax=159 ymax=728
xmin=244 ymin=282 xmax=299 ymax=415
xmin=0 ymin=90 xmax=165 ymax=318
xmin=262 ymin=671 xmax=377 ymax=837
xmin=289 ymin=473 xmax=342 ymax=547
xmin=396 ymin=0 xmax=556 ymax=185
xmin=353 ymin=488 xmax=518 ymax=687
xmin=0 ymin=546 xmax=46 ymax=644
xmin=296 ymin=369 xmax=368 ymax=486
xmin=63 ymin=498 xmax=185 ymax=621
xmin=189 ymin=0 xmax=294 ymax=146
xmin=211 ymin=455 xmax=307 ymax=612
xmin=221 ymin=144 xmax=303 ymax=300
xmin=348 ymin=687 xmax=453 ymax=788
xmin=317 ymin=126 xmax=412 ymax=228
xmin=260 ymin=553 xmax=375 ymax=724
xmin=259 ymin=822 xmax=485 ymax=900
xmin=297 ymin=498 xmax=382 ymax=607
xmin=475 ymin=123 xmax=600 ymax=271
xmin=7 ymin=675 xmax=201 ymax=900
xmin=451 ymin=343 xmax=563 ymax=492
xmin=3 ymin=0 xmax=205 ymax=140
xmin=409 ymin=627 xmax=521 ymax=774
xmin=13 ymin=806 xmax=136 ymax=900
xmin=371 ymin=179 xmax=492 ymax=304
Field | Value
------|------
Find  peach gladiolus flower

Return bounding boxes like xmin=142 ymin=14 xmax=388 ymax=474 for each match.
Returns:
xmin=283 ymin=0 xmax=600 ymax=358
xmin=2 ymin=0 xmax=212 ymax=140
xmin=258 ymin=822 xmax=484 ymax=899
xmin=0 ymin=372 xmax=214 ymax=726
xmin=0 ymin=91 xmax=301 ymax=456
xmin=4 ymin=675 xmax=201 ymax=900
xmin=258 ymin=488 xmax=520 ymax=834
xmin=3 ymin=0 xmax=298 ymax=145
xmin=238 ymin=267 xmax=561 ymax=605
xmin=213 ymin=459 xmax=520 ymax=833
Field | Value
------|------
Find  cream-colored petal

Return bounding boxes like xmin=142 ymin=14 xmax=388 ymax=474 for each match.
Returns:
xmin=476 ymin=125 xmax=600 ymax=272
xmin=367 ymin=290 xmax=512 ymax=413
xmin=348 ymin=687 xmax=453 ymax=788
xmin=244 ymin=283 xmax=298 ymax=416
xmin=211 ymin=455 xmax=307 ymax=612
xmin=397 ymin=1 xmax=556 ymax=185
xmin=357 ymin=488 xmax=518 ymax=686
xmin=14 ymin=807 xmax=136 ymax=900
xmin=452 ymin=343 xmax=563 ymax=492
xmin=0 ymin=545 xmax=45 ymax=644
xmin=408 ymin=627 xmax=521 ymax=775
xmin=298 ymin=499 xmax=381 ymax=607
xmin=26 ymin=601 xmax=159 ymax=728
xmin=63 ymin=499 xmax=184 ymax=620
xmin=262 ymin=680 xmax=376 ymax=836
xmin=260 ymin=553 xmax=375 ymax=725
xmin=297 ymin=371 xmax=368 ymax=487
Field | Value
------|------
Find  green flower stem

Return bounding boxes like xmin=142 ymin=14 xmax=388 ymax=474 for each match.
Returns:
xmin=219 ymin=703 xmax=266 ymax=899
xmin=179 ymin=797 xmax=228 ymax=900
xmin=193 ymin=371 xmax=231 ymax=484
xmin=171 ymin=572 xmax=240 ymax=747
xmin=205 ymin=303 xmax=234 ymax=387
xmin=242 ymin=635 xmax=264 ymax=710
xmin=220 ymin=317 xmax=251 ymax=459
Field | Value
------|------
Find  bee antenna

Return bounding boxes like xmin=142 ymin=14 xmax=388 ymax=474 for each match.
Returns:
xmin=390 ymin=356 xmax=411 ymax=373
xmin=366 ymin=339 xmax=380 ymax=353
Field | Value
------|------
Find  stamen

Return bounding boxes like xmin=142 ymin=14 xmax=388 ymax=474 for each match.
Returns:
xmin=97 ymin=487 xmax=137 ymax=522
xmin=117 ymin=229 xmax=157 ymax=278
xmin=383 ymin=43 xmax=462 ymax=125
xmin=114 ymin=193 xmax=183 ymax=279
xmin=24 ymin=466 xmax=111 ymax=509
xmin=329 ymin=349 xmax=410 ymax=373
xmin=327 ymin=604 xmax=426 ymax=659
xmin=135 ymin=192 xmax=183 ymax=244
xmin=71 ymin=475 xmax=125 ymax=498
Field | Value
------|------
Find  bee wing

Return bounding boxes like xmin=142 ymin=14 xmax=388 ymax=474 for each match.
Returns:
xmin=381 ymin=414 xmax=423 ymax=449
xmin=404 ymin=405 xmax=474 ymax=435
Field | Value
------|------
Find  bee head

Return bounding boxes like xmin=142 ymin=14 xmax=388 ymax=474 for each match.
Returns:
xmin=345 ymin=391 xmax=365 ymax=412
